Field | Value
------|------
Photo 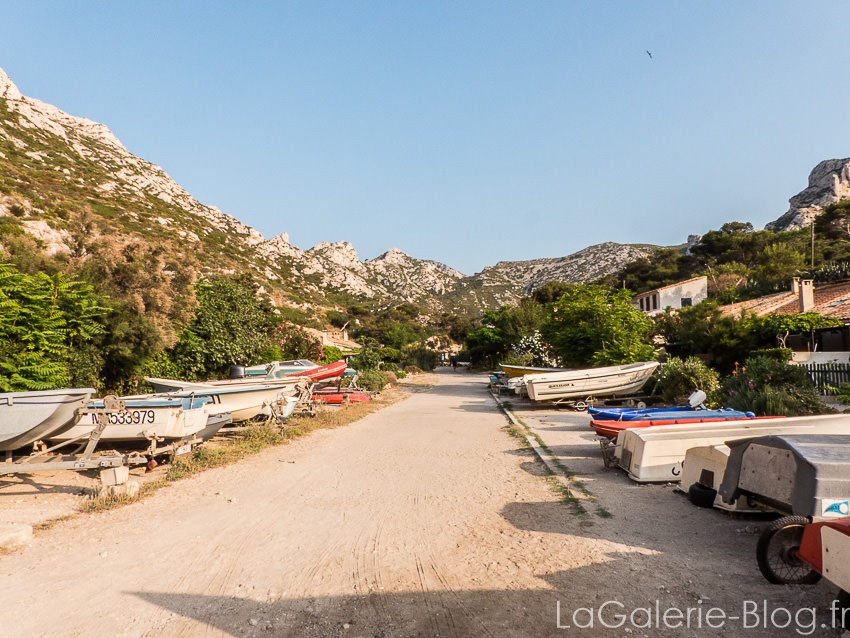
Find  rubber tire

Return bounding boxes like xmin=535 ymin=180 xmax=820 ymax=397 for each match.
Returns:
xmin=756 ymin=516 xmax=821 ymax=585
xmin=688 ymin=483 xmax=717 ymax=508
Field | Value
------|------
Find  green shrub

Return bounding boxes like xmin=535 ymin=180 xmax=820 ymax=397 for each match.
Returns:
xmin=325 ymin=309 xmax=348 ymax=328
xmin=499 ymin=351 xmax=531 ymax=366
xmin=404 ymin=365 xmax=423 ymax=375
xmin=359 ymin=369 xmax=387 ymax=392
xmin=831 ymin=383 xmax=850 ymax=405
xmin=720 ymin=355 xmax=829 ymax=416
xmin=320 ymin=345 xmax=343 ymax=364
xmin=379 ymin=347 xmax=401 ymax=363
xmin=655 ymin=356 xmax=720 ymax=404
xmin=0 ymin=264 xmax=106 ymax=391
xmin=379 ymin=361 xmax=398 ymax=372
xmin=396 ymin=369 xmax=407 ymax=379
xmin=351 ymin=347 xmax=380 ymax=371
xmin=402 ymin=344 xmax=438 ymax=371
xmin=750 ymin=347 xmax=793 ymax=362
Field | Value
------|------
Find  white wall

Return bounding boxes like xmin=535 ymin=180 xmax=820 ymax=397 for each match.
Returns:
xmin=658 ymin=277 xmax=707 ymax=311
xmin=791 ymin=351 xmax=850 ymax=364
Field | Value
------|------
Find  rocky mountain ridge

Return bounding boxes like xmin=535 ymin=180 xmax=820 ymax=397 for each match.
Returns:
xmin=0 ymin=66 xmax=658 ymax=315
xmin=765 ymin=158 xmax=850 ymax=231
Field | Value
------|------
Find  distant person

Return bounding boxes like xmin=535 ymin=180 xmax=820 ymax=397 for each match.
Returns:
xmin=451 ymin=356 xmax=458 ymax=371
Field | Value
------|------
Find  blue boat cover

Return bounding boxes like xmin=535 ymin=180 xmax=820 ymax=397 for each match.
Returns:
xmin=587 ymin=406 xmax=753 ymax=421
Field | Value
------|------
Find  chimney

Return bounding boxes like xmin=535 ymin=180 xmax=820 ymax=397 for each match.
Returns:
xmin=791 ymin=277 xmax=800 ymax=294
xmin=798 ymin=279 xmax=814 ymax=312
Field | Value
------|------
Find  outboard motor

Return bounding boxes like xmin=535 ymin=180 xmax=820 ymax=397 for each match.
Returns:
xmin=229 ymin=365 xmax=246 ymax=379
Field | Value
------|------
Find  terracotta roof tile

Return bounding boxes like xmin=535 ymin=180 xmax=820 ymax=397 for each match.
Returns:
xmin=720 ymin=281 xmax=850 ymax=320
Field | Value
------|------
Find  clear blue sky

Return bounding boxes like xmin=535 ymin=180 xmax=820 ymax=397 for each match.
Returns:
xmin=2 ymin=1 xmax=849 ymax=274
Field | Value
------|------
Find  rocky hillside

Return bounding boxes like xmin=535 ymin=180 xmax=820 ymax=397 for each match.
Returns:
xmin=765 ymin=158 xmax=850 ymax=231
xmin=0 ymin=67 xmax=659 ymax=316
xmin=477 ymin=242 xmax=657 ymax=293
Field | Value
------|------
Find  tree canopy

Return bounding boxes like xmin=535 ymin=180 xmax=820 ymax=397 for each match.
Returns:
xmin=541 ymin=285 xmax=655 ymax=367
xmin=0 ymin=264 xmax=106 ymax=391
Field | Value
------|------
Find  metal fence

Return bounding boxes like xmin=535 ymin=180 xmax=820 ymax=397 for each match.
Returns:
xmin=801 ymin=362 xmax=850 ymax=394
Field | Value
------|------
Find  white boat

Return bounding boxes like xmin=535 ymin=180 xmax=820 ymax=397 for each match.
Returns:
xmin=145 ymin=374 xmax=305 ymax=393
xmin=50 ymin=396 xmax=211 ymax=443
xmin=679 ymin=444 xmax=765 ymax=512
xmin=524 ymin=361 xmax=659 ymax=402
xmin=197 ymin=412 xmax=232 ymax=441
xmin=0 ymin=388 xmax=96 ymax=451
xmin=616 ymin=414 xmax=850 ymax=483
xmin=162 ymin=384 xmax=302 ymax=422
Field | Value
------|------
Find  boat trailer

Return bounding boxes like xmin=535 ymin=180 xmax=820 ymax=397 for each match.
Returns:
xmin=546 ymin=393 xmax=656 ymax=411
xmin=0 ymin=396 xmax=205 ymax=476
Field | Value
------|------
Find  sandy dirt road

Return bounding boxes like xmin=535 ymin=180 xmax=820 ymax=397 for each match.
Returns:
xmin=0 ymin=370 xmax=845 ymax=637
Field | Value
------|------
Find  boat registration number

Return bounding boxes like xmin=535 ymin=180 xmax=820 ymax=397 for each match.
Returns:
xmin=93 ymin=410 xmax=156 ymax=425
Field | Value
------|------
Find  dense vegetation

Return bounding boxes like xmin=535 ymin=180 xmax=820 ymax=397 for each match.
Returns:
xmin=0 ymin=251 xmax=455 ymax=392
xmin=461 ymin=277 xmax=839 ymax=416
xmin=598 ymin=212 xmax=850 ymax=302
xmin=0 ymin=264 xmax=105 ymax=391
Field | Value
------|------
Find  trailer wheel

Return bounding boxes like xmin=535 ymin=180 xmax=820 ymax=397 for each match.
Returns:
xmin=687 ymin=483 xmax=717 ymax=508
xmin=756 ymin=516 xmax=821 ymax=585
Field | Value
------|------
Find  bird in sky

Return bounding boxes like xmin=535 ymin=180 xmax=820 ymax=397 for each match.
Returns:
xmin=646 ymin=50 xmax=652 ymax=59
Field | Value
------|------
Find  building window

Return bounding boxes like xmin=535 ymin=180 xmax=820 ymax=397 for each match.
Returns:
xmin=652 ymin=295 xmax=658 ymax=310
xmin=681 ymin=297 xmax=692 ymax=307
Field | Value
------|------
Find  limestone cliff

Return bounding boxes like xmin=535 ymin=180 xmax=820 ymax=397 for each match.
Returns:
xmin=765 ymin=158 xmax=850 ymax=231
xmin=0 ymin=66 xmax=659 ymax=315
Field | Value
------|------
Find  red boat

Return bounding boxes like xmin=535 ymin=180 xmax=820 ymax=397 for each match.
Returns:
xmin=286 ymin=360 xmax=347 ymax=381
xmin=590 ymin=415 xmax=772 ymax=439
xmin=312 ymin=391 xmax=372 ymax=404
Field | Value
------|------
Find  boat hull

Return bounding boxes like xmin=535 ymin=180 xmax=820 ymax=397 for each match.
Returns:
xmin=145 ymin=375 xmax=303 ymax=394
xmin=197 ymin=413 xmax=232 ymax=441
xmin=720 ymin=433 xmax=850 ymax=518
xmin=286 ymin=360 xmax=347 ymax=381
xmin=617 ymin=414 xmax=850 ymax=483
xmin=51 ymin=398 xmax=209 ymax=442
xmin=0 ymin=388 xmax=95 ymax=451
xmin=168 ymin=385 xmax=296 ymax=422
xmin=678 ymin=444 xmax=766 ymax=512
xmin=525 ymin=361 xmax=659 ymax=402
xmin=591 ymin=415 xmax=768 ymax=439
xmin=588 ymin=405 xmax=691 ymax=421
xmin=312 ymin=392 xmax=371 ymax=404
